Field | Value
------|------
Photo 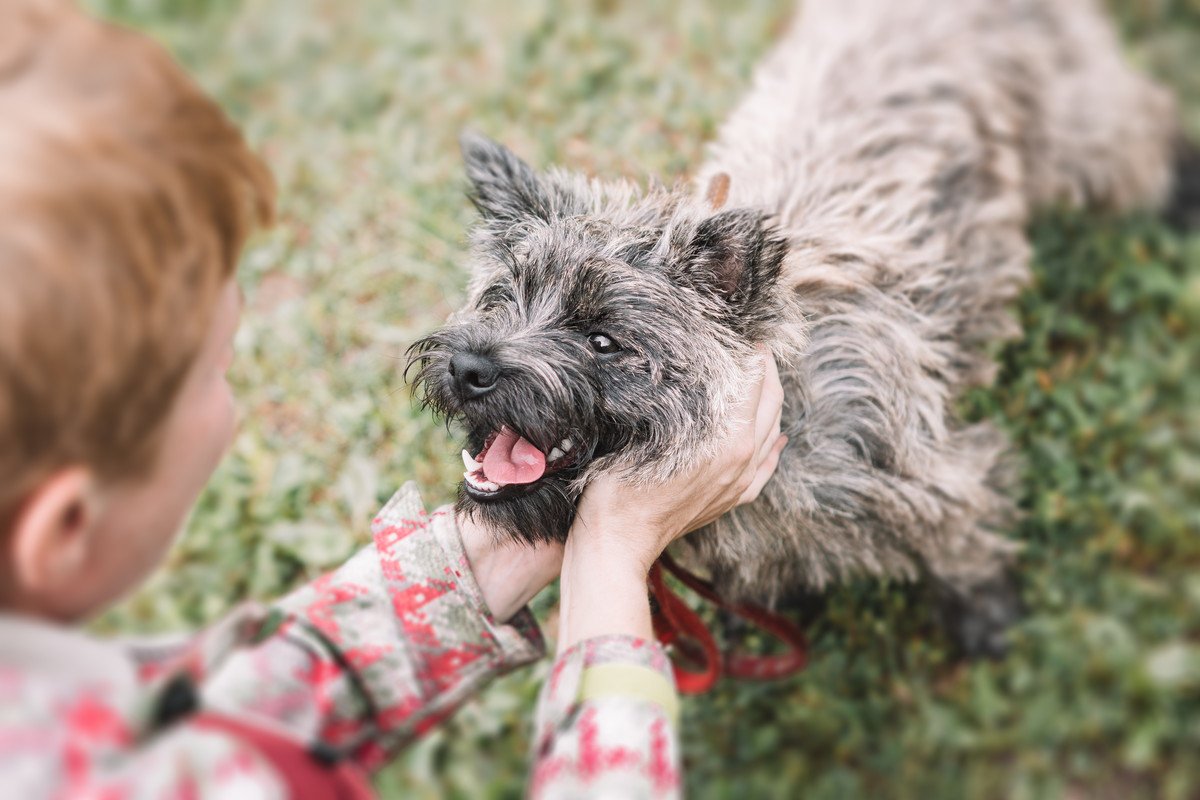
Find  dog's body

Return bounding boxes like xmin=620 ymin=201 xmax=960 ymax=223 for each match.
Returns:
xmin=410 ymin=0 xmax=1179 ymax=654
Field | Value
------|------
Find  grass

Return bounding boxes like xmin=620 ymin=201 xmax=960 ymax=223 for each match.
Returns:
xmin=88 ymin=0 xmax=1199 ymax=797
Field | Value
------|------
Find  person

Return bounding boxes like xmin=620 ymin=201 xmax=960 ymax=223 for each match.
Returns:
xmin=0 ymin=2 xmax=787 ymax=798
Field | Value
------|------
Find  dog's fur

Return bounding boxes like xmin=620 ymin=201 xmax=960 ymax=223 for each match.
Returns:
xmin=409 ymin=0 xmax=1180 ymax=653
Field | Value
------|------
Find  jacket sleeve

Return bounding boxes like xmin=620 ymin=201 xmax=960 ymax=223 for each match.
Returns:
xmin=529 ymin=635 xmax=683 ymax=799
xmin=198 ymin=482 xmax=546 ymax=771
xmin=0 ymin=483 xmax=546 ymax=799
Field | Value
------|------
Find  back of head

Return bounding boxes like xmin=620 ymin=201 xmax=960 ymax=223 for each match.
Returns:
xmin=0 ymin=0 xmax=275 ymax=532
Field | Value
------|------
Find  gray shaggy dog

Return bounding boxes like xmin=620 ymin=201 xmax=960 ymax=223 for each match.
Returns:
xmin=409 ymin=0 xmax=1184 ymax=656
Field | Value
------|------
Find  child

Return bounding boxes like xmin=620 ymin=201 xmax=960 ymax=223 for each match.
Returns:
xmin=0 ymin=2 xmax=787 ymax=798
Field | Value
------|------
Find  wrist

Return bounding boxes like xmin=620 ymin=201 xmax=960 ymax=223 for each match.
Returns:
xmin=562 ymin=530 xmax=653 ymax=586
xmin=570 ymin=504 xmax=669 ymax=580
xmin=556 ymin=528 xmax=655 ymax=654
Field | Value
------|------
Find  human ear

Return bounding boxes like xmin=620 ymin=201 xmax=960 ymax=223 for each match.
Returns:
xmin=8 ymin=467 xmax=103 ymax=597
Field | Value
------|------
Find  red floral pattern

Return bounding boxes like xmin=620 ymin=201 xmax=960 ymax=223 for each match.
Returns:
xmin=0 ymin=483 xmax=681 ymax=798
xmin=532 ymin=635 xmax=682 ymax=799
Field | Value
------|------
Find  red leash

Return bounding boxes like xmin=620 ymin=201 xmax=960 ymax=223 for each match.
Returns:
xmin=649 ymin=553 xmax=809 ymax=694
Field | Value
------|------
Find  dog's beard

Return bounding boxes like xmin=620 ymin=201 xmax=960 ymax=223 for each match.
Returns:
xmin=456 ymin=472 xmax=579 ymax=544
xmin=407 ymin=329 xmax=627 ymax=544
xmin=453 ymin=424 xmax=595 ymax=543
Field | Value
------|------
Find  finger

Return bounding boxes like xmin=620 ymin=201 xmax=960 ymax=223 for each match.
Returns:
xmin=737 ymin=346 xmax=771 ymax=418
xmin=756 ymin=402 xmax=783 ymax=464
xmin=751 ymin=354 xmax=784 ymax=450
xmin=717 ymin=349 xmax=771 ymax=469
xmin=744 ymin=408 xmax=782 ymax=485
xmin=732 ymin=419 xmax=783 ymax=501
xmin=739 ymin=435 xmax=788 ymax=504
xmin=739 ymin=434 xmax=787 ymax=505
xmin=716 ymin=349 xmax=778 ymax=492
xmin=735 ymin=364 xmax=782 ymax=492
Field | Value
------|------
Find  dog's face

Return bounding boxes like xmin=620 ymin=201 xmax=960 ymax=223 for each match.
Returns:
xmin=408 ymin=134 xmax=786 ymax=543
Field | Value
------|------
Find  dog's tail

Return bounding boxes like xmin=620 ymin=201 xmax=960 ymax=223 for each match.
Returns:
xmin=1164 ymin=137 xmax=1200 ymax=232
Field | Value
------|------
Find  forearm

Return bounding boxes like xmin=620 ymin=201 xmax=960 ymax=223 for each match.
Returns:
xmin=202 ymin=484 xmax=545 ymax=771
xmin=556 ymin=532 xmax=653 ymax=655
xmin=527 ymin=516 xmax=682 ymax=798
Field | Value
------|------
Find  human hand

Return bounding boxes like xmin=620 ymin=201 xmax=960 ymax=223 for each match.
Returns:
xmin=458 ymin=514 xmax=563 ymax=623
xmin=573 ymin=347 xmax=786 ymax=576
xmin=557 ymin=348 xmax=787 ymax=651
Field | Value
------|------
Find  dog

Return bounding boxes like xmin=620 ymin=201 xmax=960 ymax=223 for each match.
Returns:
xmin=408 ymin=0 xmax=1184 ymax=657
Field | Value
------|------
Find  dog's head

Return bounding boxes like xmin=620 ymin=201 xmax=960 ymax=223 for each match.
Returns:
xmin=408 ymin=134 xmax=786 ymax=542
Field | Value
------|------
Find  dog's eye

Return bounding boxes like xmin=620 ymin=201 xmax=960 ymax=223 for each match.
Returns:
xmin=587 ymin=333 xmax=621 ymax=355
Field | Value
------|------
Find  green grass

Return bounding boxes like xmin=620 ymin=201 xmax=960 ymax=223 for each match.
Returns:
xmin=88 ymin=1 xmax=1199 ymax=797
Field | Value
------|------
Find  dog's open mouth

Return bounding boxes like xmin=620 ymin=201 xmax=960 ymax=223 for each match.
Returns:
xmin=461 ymin=427 xmax=581 ymax=501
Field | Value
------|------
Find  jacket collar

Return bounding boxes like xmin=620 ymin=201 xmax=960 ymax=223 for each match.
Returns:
xmin=0 ymin=613 xmax=137 ymax=695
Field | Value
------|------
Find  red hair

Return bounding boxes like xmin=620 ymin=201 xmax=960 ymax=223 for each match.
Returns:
xmin=0 ymin=0 xmax=275 ymax=531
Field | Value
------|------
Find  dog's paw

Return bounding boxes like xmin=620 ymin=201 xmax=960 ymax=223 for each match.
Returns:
xmin=934 ymin=571 xmax=1023 ymax=660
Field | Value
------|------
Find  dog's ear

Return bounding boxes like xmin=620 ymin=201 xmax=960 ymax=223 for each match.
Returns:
xmin=671 ymin=208 xmax=785 ymax=306
xmin=460 ymin=131 xmax=561 ymax=226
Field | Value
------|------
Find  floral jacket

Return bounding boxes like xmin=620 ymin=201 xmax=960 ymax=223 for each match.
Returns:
xmin=0 ymin=484 xmax=681 ymax=799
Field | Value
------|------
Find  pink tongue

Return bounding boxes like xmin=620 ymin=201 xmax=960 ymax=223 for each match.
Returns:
xmin=482 ymin=428 xmax=547 ymax=485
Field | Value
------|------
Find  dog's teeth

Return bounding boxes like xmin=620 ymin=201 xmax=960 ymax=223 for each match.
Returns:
xmin=560 ymin=438 xmax=574 ymax=453
xmin=548 ymin=447 xmax=564 ymax=462
xmin=462 ymin=449 xmax=480 ymax=471
xmin=464 ymin=470 xmax=501 ymax=493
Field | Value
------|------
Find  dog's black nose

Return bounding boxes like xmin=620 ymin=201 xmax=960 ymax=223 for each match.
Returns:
xmin=448 ymin=352 xmax=500 ymax=399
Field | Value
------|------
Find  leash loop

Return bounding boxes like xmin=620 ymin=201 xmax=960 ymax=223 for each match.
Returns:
xmin=649 ymin=554 xmax=809 ymax=694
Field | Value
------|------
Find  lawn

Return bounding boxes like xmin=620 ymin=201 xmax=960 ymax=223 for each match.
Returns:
xmin=89 ymin=0 xmax=1199 ymax=797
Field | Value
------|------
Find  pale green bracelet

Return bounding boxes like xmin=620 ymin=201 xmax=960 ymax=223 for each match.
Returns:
xmin=578 ymin=663 xmax=680 ymax=726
